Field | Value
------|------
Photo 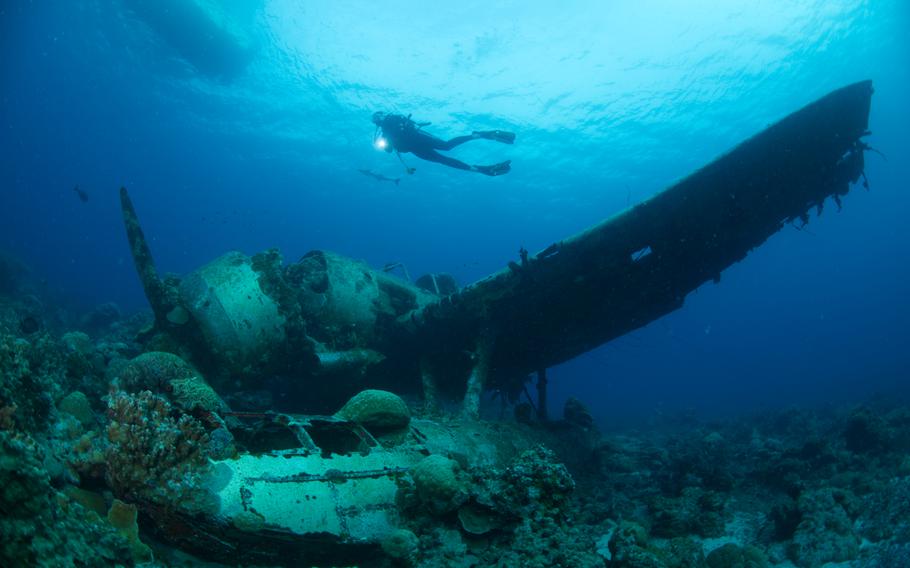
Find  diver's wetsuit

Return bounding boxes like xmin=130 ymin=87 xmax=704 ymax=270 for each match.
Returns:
xmin=373 ymin=113 xmax=513 ymax=176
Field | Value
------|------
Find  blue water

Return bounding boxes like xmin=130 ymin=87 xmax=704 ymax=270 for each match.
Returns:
xmin=2 ymin=1 xmax=908 ymax=425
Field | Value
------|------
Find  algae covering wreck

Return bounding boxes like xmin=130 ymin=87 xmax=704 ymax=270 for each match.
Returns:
xmin=2 ymin=81 xmax=894 ymax=568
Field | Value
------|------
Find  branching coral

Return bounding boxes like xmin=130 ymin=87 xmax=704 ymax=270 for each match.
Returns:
xmin=105 ymin=390 xmax=212 ymax=512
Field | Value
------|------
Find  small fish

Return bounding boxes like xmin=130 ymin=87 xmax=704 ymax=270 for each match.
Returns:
xmin=73 ymin=185 xmax=89 ymax=202
xmin=358 ymin=169 xmax=400 ymax=186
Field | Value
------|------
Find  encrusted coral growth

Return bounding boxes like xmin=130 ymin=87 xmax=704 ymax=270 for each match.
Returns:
xmin=788 ymin=487 xmax=860 ymax=566
xmin=107 ymin=498 xmax=154 ymax=562
xmin=0 ymin=321 xmax=121 ymax=437
xmin=410 ymin=454 xmax=468 ymax=514
xmin=607 ymin=521 xmax=664 ymax=568
xmin=858 ymin=476 xmax=910 ymax=544
xmin=111 ymin=351 xmax=234 ymax=460
xmin=706 ymin=542 xmax=768 ymax=567
xmin=475 ymin=447 xmax=597 ymax=567
xmin=106 ymin=390 xmax=213 ymax=513
xmin=0 ymin=430 xmax=133 ymax=567
xmin=116 ymin=350 xmax=197 ymax=394
xmin=557 ymin=399 xmax=910 ymax=568
xmin=115 ymin=351 xmax=229 ymax=423
xmin=648 ymin=486 xmax=726 ymax=538
xmin=491 ymin=446 xmax=576 ymax=519
xmin=403 ymin=445 xmax=600 ymax=568
xmin=0 ymin=332 xmax=64 ymax=432
xmin=336 ymin=389 xmax=411 ymax=431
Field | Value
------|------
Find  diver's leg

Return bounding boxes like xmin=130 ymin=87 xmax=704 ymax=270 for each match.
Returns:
xmin=473 ymin=130 xmax=516 ymax=144
xmin=415 ymin=150 xmax=510 ymax=176
xmin=413 ymin=149 xmax=473 ymax=171
xmin=433 ymin=135 xmax=478 ymax=151
xmin=425 ymin=131 xmax=516 ymax=151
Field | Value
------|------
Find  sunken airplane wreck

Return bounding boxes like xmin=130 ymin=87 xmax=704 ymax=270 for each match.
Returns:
xmin=119 ymin=81 xmax=873 ymax=564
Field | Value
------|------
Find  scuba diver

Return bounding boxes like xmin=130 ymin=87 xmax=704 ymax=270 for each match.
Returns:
xmin=371 ymin=112 xmax=514 ymax=176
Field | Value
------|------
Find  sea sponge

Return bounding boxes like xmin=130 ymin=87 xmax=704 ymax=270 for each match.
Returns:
xmin=336 ymin=389 xmax=410 ymax=431
xmin=410 ymin=454 xmax=467 ymax=515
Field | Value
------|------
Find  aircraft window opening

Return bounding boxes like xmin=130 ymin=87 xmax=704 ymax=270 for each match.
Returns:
xmin=305 ymin=421 xmax=368 ymax=458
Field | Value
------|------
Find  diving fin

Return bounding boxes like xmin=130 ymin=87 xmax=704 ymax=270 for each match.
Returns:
xmin=474 ymin=130 xmax=516 ymax=144
xmin=474 ymin=160 xmax=512 ymax=177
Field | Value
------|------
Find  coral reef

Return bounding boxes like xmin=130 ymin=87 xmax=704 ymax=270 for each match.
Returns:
xmin=381 ymin=528 xmax=420 ymax=565
xmin=0 ymin=431 xmax=134 ymax=566
xmin=705 ymin=543 xmax=768 ymax=568
xmin=788 ymin=488 xmax=859 ymax=566
xmin=115 ymin=350 xmax=197 ymax=394
xmin=648 ymin=487 xmax=726 ymax=538
xmin=0 ymin=332 xmax=64 ymax=432
xmin=80 ymin=301 xmax=122 ymax=331
xmin=105 ymin=390 xmax=213 ymax=513
xmin=608 ymin=521 xmax=663 ymax=567
xmin=114 ymin=350 xmax=229 ymax=424
xmin=1 ymin=262 xmax=908 ymax=567
xmin=486 ymin=446 xmax=576 ymax=522
xmin=58 ymin=390 xmax=94 ymax=427
xmin=400 ymin=445 xmax=599 ymax=568
xmin=562 ymin=399 xmax=910 ymax=568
